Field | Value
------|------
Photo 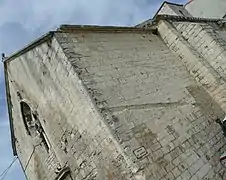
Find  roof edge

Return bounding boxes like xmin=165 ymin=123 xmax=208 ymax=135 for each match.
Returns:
xmin=164 ymin=1 xmax=183 ymax=7
xmin=4 ymin=31 xmax=55 ymax=63
xmin=184 ymin=0 xmax=194 ymax=7
xmin=59 ymin=25 xmax=134 ymax=30
xmin=155 ymin=14 xmax=223 ymax=23
xmin=4 ymin=25 xmax=158 ymax=63
xmin=136 ymin=1 xmax=184 ymax=28
xmin=3 ymin=62 xmax=17 ymax=155
xmin=136 ymin=14 xmax=224 ymax=29
xmin=58 ymin=24 xmax=157 ymax=32
xmin=153 ymin=1 xmax=183 ymax=20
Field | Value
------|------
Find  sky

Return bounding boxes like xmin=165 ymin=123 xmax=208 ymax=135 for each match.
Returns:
xmin=0 ymin=0 xmax=186 ymax=179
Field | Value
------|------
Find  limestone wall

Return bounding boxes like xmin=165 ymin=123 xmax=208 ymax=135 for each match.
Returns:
xmin=6 ymin=41 xmax=61 ymax=180
xmin=185 ymin=0 xmax=226 ymax=19
xmin=172 ymin=21 xmax=226 ymax=79
xmin=55 ymin=29 xmax=225 ymax=179
xmin=170 ymin=20 xmax=226 ymax=110
xmin=7 ymin=24 xmax=226 ymax=180
xmin=6 ymin=37 xmax=133 ymax=180
xmin=158 ymin=19 xmax=226 ymax=180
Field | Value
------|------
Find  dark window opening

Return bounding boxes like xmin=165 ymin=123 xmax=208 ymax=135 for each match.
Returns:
xmin=20 ymin=102 xmax=33 ymax=135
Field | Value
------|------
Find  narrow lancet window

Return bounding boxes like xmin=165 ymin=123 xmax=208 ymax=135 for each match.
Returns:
xmin=20 ymin=102 xmax=33 ymax=135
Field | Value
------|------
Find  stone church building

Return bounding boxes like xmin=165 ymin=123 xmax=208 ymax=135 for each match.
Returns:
xmin=4 ymin=1 xmax=226 ymax=179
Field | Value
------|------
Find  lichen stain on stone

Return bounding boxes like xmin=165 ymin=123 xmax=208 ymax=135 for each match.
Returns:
xmin=132 ymin=123 xmax=157 ymax=148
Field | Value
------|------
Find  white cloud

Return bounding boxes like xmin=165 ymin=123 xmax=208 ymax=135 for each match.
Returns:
xmin=0 ymin=0 xmax=186 ymax=55
xmin=0 ymin=0 xmax=161 ymax=29
xmin=0 ymin=0 xmax=166 ymax=55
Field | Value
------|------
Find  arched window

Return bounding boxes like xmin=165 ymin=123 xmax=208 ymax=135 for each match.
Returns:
xmin=20 ymin=101 xmax=50 ymax=152
xmin=20 ymin=102 xmax=33 ymax=135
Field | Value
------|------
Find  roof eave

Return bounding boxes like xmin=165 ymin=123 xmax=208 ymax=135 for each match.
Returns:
xmin=184 ymin=0 xmax=194 ymax=7
xmin=4 ymin=61 xmax=17 ymax=155
xmin=153 ymin=1 xmax=183 ymax=20
xmin=4 ymin=31 xmax=55 ymax=64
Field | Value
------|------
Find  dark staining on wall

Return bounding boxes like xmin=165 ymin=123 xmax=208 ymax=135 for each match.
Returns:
xmin=132 ymin=123 xmax=157 ymax=149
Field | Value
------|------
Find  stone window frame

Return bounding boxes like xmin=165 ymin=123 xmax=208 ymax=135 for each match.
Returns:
xmin=20 ymin=100 xmax=50 ymax=152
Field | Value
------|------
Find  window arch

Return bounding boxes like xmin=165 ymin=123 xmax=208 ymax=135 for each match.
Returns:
xmin=20 ymin=101 xmax=50 ymax=152
xmin=20 ymin=102 xmax=33 ymax=135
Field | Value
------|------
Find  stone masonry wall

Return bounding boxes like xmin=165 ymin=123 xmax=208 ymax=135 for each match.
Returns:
xmin=172 ymin=21 xmax=226 ymax=83
xmin=158 ymin=19 xmax=226 ymax=179
xmin=55 ymin=29 xmax=226 ymax=179
xmin=7 ymin=51 xmax=60 ymax=179
xmin=7 ymin=23 xmax=226 ymax=180
xmin=7 ymin=37 xmax=135 ymax=180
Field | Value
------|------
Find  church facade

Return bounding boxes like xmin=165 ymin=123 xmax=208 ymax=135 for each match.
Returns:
xmin=4 ymin=1 xmax=226 ymax=180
